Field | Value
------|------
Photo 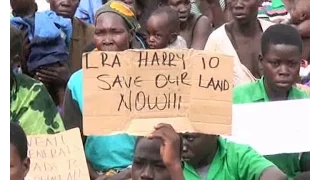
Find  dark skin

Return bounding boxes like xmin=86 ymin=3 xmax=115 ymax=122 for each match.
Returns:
xmin=225 ymin=0 xmax=263 ymax=78
xmin=48 ymin=0 xmax=79 ymax=19
xmin=132 ymin=123 xmax=184 ymax=180
xmin=259 ymin=44 xmax=301 ymax=101
xmin=146 ymin=13 xmax=178 ymax=49
xmin=283 ymin=0 xmax=310 ymax=61
xmin=181 ymin=133 xmax=219 ymax=169
xmin=88 ymin=12 xmax=134 ymax=180
xmin=161 ymin=0 xmax=212 ymax=49
xmin=10 ymin=144 xmax=30 ymax=180
xmin=32 ymin=62 xmax=71 ymax=108
xmin=197 ymin=0 xmax=226 ymax=28
xmin=94 ymin=13 xmax=134 ymax=52
xmin=181 ymin=133 xmax=287 ymax=180
xmin=10 ymin=0 xmax=37 ymax=17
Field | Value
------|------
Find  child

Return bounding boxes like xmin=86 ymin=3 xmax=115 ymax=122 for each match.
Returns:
xmin=146 ymin=6 xmax=187 ymax=49
xmin=10 ymin=0 xmax=37 ymax=17
xmin=10 ymin=122 xmax=30 ymax=180
xmin=132 ymin=124 xmax=184 ymax=180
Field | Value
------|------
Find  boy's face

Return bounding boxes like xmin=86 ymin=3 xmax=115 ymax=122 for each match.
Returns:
xmin=132 ymin=138 xmax=171 ymax=180
xmin=167 ymin=0 xmax=191 ymax=23
xmin=49 ymin=0 xmax=79 ymax=18
xmin=229 ymin=0 xmax=261 ymax=24
xmin=261 ymin=44 xmax=301 ymax=92
xmin=147 ymin=14 xmax=173 ymax=49
xmin=11 ymin=0 xmax=37 ymax=17
xmin=10 ymin=144 xmax=30 ymax=180
xmin=181 ymin=133 xmax=218 ymax=167
xmin=94 ymin=13 xmax=132 ymax=51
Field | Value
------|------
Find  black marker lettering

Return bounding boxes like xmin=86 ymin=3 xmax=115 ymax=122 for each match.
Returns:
xmin=135 ymin=91 xmax=146 ymax=111
xmin=112 ymin=54 xmax=121 ymax=67
xmin=118 ymin=91 xmax=131 ymax=111
xmin=112 ymin=75 xmax=123 ymax=88
xmin=97 ymin=74 xmax=111 ymax=90
xmin=155 ymin=74 xmax=168 ymax=88
xmin=123 ymin=77 xmax=132 ymax=88
xmin=168 ymin=52 xmax=176 ymax=67
xmin=84 ymin=53 xmax=97 ymax=69
xmin=134 ymin=76 xmax=142 ymax=87
xmin=101 ymin=52 xmax=109 ymax=67
xmin=138 ymin=51 xmax=148 ymax=67
xmin=181 ymin=72 xmax=191 ymax=86
xmin=147 ymin=94 xmax=167 ymax=110
xmin=151 ymin=52 xmax=160 ymax=66
xmin=209 ymin=57 xmax=219 ymax=68
xmin=162 ymin=52 xmax=167 ymax=65
xmin=177 ymin=54 xmax=186 ymax=70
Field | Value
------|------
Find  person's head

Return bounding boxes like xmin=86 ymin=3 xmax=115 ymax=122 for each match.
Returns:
xmin=229 ymin=0 xmax=262 ymax=25
xmin=147 ymin=7 xmax=180 ymax=49
xmin=11 ymin=0 xmax=37 ymax=17
xmin=132 ymin=137 xmax=172 ymax=180
xmin=10 ymin=122 xmax=30 ymax=180
xmin=260 ymin=24 xmax=303 ymax=93
xmin=159 ymin=0 xmax=191 ymax=23
xmin=181 ymin=133 xmax=219 ymax=167
xmin=283 ymin=0 xmax=310 ymax=25
xmin=94 ymin=0 xmax=139 ymax=51
xmin=48 ymin=0 xmax=79 ymax=19
xmin=10 ymin=26 xmax=23 ymax=78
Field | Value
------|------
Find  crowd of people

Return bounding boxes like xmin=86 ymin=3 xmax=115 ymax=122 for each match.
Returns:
xmin=10 ymin=0 xmax=310 ymax=180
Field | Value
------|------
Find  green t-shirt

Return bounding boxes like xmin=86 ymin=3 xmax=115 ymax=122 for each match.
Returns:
xmin=233 ymin=77 xmax=309 ymax=104
xmin=10 ymin=73 xmax=65 ymax=135
xmin=183 ymin=137 xmax=275 ymax=180
xmin=233 ymin=77 xmax=310 ymax=179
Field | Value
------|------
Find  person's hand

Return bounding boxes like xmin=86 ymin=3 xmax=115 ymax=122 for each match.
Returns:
xmin=35 ymin=62 xmax=71 ymax=88
xmin=148 ymin=123 xmax=181 ymax=168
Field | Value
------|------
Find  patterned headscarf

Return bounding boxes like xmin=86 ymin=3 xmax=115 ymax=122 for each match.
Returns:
xmin=95 ymin=0 xmax=140 ymax=31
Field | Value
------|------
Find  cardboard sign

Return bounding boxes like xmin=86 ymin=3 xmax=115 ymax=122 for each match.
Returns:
xmin=225 ymin=99 xmax=310 ymax=155
xmin=26 ymin=128 xmax=90 ymax=180
xmin=82 ymin=49 xmax=233 ymax=136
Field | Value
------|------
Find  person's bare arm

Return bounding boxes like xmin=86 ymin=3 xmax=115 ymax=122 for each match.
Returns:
xmin=198 ymin=0 xmax=226 ymax=28
xmin=295 ymin=19 xmax=310 ymax=38
xmin=191 ymin=16 xmax=213 ymax=50
xmin=260 ymin=166 xmax=287 ymax=180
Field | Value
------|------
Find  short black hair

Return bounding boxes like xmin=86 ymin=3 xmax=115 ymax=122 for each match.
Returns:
xmin=261 ymin=24 xmax=303 ymax=56
xmin=10 ymin=122 xmax=28 ymax=160
xmin=10 ymin=25 xmax=23 ymax=61
xmin=150 ymin=6 xmax=180 ymax=34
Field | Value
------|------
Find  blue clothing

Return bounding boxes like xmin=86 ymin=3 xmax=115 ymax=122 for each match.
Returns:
xmin=10 ymin=11 xmax=71 ymax=72
xmin=75 ymin=0 xmax=103 ymax=24
xmin=67 ymin=70 xmax=137 ymax=171
xmin=10 ymin=11 xmax=72 ymax=44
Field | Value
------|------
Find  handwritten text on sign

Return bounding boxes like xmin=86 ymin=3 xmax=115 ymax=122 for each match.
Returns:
xmin=26 ymin=128 xmax=90 ymax=180
xmin=83 ymin=49 xmax=233 ymax=135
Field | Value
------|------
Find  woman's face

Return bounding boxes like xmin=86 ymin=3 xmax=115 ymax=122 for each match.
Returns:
xmin=94 ymin=12 xmax=133 ymax=51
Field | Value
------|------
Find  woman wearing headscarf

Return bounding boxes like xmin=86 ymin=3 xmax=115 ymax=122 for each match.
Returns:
xmin=62 ymin=1 xmax=144 ymax=179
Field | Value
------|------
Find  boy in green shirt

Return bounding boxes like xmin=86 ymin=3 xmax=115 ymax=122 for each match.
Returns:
xmin=233 ymin=24 xmax=309 ymax=179
xmin=181 ymin=132 xmax=286 ymax=180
